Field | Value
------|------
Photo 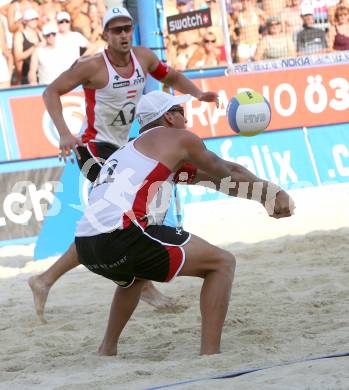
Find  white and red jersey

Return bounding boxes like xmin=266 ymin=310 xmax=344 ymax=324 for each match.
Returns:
xmin=75 ymin=128 xmax=197 ymax=237
xmin=81 ymin=49 xmax=146 ymax=147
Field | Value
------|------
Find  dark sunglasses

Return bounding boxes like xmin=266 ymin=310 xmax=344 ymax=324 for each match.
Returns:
xmin=107 ymin=24 xmax=133 ymax=35
xmin=44 ymin=32 xmax=56 ymax=37
xmin=204 ymin=39 xmax=216 ymax=43
xmin=168 ymin=105 xmax=185 ymax=116
xmin=58 ymin=19 xmax=70 ymax=24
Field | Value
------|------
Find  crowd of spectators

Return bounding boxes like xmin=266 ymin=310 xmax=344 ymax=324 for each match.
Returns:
xmin=0 ymin=0 xmax=349 ymax=89
xmin=0 ymin=0 xmax=107 ymax=88
xmin=164 ymin=0 xmax=349 ymax=70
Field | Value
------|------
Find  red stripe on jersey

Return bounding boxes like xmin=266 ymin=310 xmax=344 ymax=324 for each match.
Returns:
xmin=164 ymin=246 xmax=183 ymax=282
xmin=122 ymin=162 xmax=171 ymax=229
xmin=82 ymin=87 xmax=97 ymax=143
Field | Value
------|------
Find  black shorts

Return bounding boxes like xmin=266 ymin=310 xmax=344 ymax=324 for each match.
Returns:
xmin=76 ymin=141 xmax=118 ymax=182
xmin=75 ymin=223 xmax=190 ymax=288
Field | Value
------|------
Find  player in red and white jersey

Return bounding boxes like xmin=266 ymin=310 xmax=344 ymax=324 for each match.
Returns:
xmin=74 ymin=90 xmax=295 ymax=357
xmin=29 ymin=7 xmax=219 ymax=321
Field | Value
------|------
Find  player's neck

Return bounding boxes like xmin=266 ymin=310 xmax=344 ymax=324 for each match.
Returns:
xmin=106 ymin=48 xmax=131 ymax=67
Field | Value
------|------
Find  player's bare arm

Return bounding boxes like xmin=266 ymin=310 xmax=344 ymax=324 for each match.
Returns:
xmin=43 ymin=55 xmax=104 ymax=162
xmin=179 ymin=131 xmax=294 ymax=218
xmin=134 ymin=46 xmax=218 ymax=105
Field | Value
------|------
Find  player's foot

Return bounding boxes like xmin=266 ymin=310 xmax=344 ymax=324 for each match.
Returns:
xmin=140 ymin=282 xmax=174 ymax=309
xmin=28 ymin=275 xmax=50 ymax=323
xmin=98 ymin=342 xmax=117 ymax=356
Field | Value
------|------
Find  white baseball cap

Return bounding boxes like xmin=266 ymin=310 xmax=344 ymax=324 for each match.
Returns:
xmin=57 ymin=11 xmax=71 ymax=22
xmin=103 ymin=7 xmax=133 ymax=29
xmin=42 ymin=23 xmax=58 ymax=36
xmin=301 ymin=4 xmax=314 ymax=16
xmin=136 ymin=90 xmax=190 ymax=127
xmin=23 ymin=8 xmax=39 ymax=21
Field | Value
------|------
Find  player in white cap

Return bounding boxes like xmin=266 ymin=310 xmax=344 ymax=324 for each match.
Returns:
xmin=74 ymin=90 xmax=294 ymax=356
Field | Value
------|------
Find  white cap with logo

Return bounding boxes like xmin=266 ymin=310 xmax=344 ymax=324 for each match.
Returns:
xmin=136 ymin=90 xmax=190 ymax=127
xmin=57 ymin=11 xmax=71 ymax=22
xmin=23 ymin=8 xmax=39 ymax=21
xmin=42 ymin=23 xmax=58 ymax=36
xmin=103 ymin=7 xmax=133 ymax=29
xmin=300 ymin=4 xmax=314 ymax=16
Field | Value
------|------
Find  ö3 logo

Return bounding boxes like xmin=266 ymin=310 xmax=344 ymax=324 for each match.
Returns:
xmin=42 ymin=96 xmax=85 ymax=148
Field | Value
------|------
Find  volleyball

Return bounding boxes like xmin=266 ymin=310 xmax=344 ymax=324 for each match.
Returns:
xmin=227 ymin=90 xmax=271 ymax=136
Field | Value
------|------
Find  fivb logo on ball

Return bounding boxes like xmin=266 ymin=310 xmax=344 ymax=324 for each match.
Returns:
xmin=227 ymin=90 xmax=271 ymax=137
xmin=42 ymin=96 xmax=85 ymax=147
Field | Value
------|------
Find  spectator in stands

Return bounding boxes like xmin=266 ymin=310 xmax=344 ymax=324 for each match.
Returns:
xmin=187 ymin=31 xmax=224 ymax=68
xmin=230 ymin=0 xmax=266 ymax=63
xmin=262 ymin=0 xmax=286 ymax=18
xmin=254 ymin=16 xmax=295 ymax=60
xmin=177 ymin=0 xmax=194 ymax=13
xmin=40 ymin=0 xmax=63 ymax=25
xmin=28 ymin=23 xmax=67 ymax=85
xmin=329 ymin=5 xmax=349 ymax=51
xmin=65 ymin=0 xmax=104 ymax=35
xmin=85 ymin=3 xmax=103 ymax=42
xmin=55 ymin=11 xmax=89 ymax=70
xmin=172 ymin=31 xmax=199 ymax=70
xmin=296 ymin=4 xmax=329 ymax=56
xmin=0 ymin=16 xmax=10 ymax=88
xmin=328 ymin=0 xmax=349 ymax=25
xmin=197 ymin=0 xmax=225 ymax=47
xmin=13 ymin=8 xmax=43 ymax=85
xmin=280 ymin=0 xmax=303 ymax=39
xmin=7 ymin=0 xmax=40 ymax=34
xmin=0 ymin=0 xmax=13 ymax=83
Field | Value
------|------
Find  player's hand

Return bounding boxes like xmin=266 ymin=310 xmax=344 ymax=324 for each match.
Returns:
xmin=198 ymin=91 xmax=219 ymax=107
xmin=265 ymin=189 xmax=295 ymax=219
xmin=58 ymin=133 xmax=84 ymax=163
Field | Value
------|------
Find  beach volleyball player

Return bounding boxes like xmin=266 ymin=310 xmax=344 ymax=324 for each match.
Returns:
xmin=28 ymin=7 xmax=219 ymax=321
xmin=74 ymin=90 xmax=294 ymax=356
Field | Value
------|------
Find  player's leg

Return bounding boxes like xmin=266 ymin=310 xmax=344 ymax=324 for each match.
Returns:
xmin=98 ymin=279 xmax=147 ymax=356
xmin=180 ymin=234 xmax=236 ymax=355
xmin=28 ymin=242 xmax=78 ymax=322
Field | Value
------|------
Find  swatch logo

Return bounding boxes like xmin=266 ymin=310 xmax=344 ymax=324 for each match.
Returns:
xmin=42 ymin=96 xmax=85 ymax=148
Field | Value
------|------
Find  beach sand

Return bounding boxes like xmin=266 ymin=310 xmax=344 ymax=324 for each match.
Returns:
xmin=0 ymin=184 xmax=348 ymax=389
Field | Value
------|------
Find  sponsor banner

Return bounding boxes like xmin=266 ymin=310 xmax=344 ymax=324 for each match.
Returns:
xmin=181 ymin=64 xmax=349 ymax=139
xmin=0 ymin=166 xmax=63 ymax=241
xmin=167 ymin=8 xmax=212 ymax=34
xmin=9 ymin=92 xmax=85 ymax=159
xmin=178 ymin=122 xmax=349 ymax=204
xmin=307 ymin=122 xmax=349 ymax=184
xmin=231 ymin=50 xmax=349 ymax=74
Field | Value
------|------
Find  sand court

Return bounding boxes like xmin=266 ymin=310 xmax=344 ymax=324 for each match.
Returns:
xmin=0 ymin=184 xmax=348 ymax=389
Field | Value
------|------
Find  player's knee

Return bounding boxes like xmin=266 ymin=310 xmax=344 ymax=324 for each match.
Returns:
xmin=216 ymin=250 xmax=236 ymax=278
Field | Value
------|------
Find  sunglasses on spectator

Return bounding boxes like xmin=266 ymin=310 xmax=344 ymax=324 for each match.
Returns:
xmin=58 ymin=19 xmax=70 ymax=24
xmin=204 ymin=39 xmax=216 ymax=43
xmin=107 ymin=24 xmax=133 ymax=35
xmin=168 ymin=106 xmax=185 ymax=116
xmin=44 ymin=32 xmax=56 ymax=37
